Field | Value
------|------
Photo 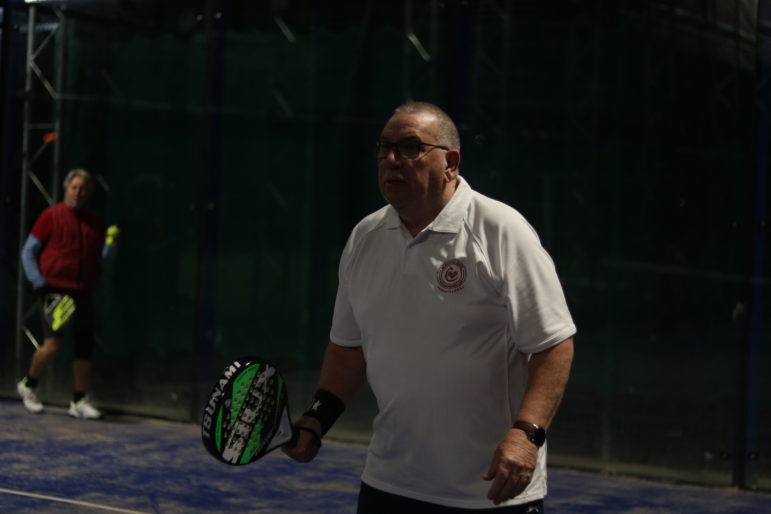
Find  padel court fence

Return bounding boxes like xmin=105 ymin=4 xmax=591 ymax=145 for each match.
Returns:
xmin=0 ymin=0 xmax=769 ymax=494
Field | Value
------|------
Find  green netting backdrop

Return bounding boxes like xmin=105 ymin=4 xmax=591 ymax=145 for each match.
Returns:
xmin=1 ymin=3 xmax=768 ymax=491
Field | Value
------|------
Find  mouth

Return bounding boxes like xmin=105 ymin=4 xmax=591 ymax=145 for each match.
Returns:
xmin=383 ymin=176 xmax=406 ymax=185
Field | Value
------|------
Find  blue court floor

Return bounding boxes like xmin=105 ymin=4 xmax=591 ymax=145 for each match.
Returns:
xmin=0 ymin=399 xmax=769 ymax=513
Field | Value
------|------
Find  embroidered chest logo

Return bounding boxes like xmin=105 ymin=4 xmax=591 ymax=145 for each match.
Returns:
xmin=436 ymin=259 xmax=467 ymax=293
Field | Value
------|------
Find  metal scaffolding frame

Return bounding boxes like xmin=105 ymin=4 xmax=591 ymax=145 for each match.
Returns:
xmin=14 ymin=1 xmax=66 ymax=370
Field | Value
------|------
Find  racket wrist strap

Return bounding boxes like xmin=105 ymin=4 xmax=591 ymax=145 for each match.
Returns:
xmin=303 ymin=388 xmax=345 ymax=436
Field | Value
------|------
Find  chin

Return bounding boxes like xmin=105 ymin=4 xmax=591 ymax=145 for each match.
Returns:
xmin=382 ymin=191 xmax=404 ymax=207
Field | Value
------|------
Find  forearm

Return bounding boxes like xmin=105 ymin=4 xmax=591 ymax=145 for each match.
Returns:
xmin=291 ymin=342 xmax=366 ymax=447
xmin=317 ymin=341 xmax=367 ymax=404
xmin=102 ymin=243 xmax=118 ymax=260
xmin=515 ymin=337 xmax=574 ymax=428
xmin=485 ymin=339 xmax=573 ymax=504
xmin=21 ymin=235 xmax=45 ymax=289
xmin=102 ymin=225 xmax=120 ymax=260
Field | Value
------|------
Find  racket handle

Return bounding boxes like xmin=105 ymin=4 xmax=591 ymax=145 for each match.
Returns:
xmin=291 ymin=426 xmax=322 ymax=449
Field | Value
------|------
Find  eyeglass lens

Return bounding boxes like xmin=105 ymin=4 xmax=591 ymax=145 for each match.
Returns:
xmin=376 ymin=141 xmax=423 ymax=159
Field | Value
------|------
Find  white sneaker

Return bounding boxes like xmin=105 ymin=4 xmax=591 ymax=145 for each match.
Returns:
xmin=17 ymin=380 xmax=44 ymax=414
xmin=68 ymin=397 xmax=103 ymax=420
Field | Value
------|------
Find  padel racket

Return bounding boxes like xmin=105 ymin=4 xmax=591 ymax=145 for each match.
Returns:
xmin=202 ymin=356 xmax=310 ymax=465
xmin=43 ymin=294 xmax=76 ymax=331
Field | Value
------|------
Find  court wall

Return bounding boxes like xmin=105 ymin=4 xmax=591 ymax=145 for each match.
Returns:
xmin=0 ymin=1 xmax=768 ymax=493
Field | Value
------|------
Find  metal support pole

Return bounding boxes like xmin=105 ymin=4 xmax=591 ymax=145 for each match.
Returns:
xmin=734 ymin=0 xmax=770 ymax=491
xmin=15 ymin=4 xmax=36 ymax=379
xmin=52 ymin=7 xmax=65 ymax=200
xmin=15 ymin=4 xmax=65 ymax=377
xmin=193 ymin=0 xmax=226 ymax=419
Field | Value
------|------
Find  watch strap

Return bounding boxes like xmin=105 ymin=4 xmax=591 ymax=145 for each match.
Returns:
xmin=513 ymin=420 xmax=546 ymax=447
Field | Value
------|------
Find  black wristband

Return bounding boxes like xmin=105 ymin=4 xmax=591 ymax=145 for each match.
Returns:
xmin=302 ymin=388 xmax=346 ymax=435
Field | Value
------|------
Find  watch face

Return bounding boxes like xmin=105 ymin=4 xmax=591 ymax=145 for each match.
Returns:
xmin=533 ymin=427 xmax=546 ymax=447
xmin=514 ymin=421 xmax=546 ymax=447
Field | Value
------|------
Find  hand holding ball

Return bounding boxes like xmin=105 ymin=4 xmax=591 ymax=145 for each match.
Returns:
xmin=106 ymin=225 xmax=120 ymax=246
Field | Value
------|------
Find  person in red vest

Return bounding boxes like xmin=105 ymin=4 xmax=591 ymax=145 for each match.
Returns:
xmin=17 ymin=168 xmax=118 ymax=419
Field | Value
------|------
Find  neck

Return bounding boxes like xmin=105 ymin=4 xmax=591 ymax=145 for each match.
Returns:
xmin=399 ymin=178 xmax=459 ymax=237
xmin=64 ymin=200 xmax=84 ymax=211
xmin=401 ymin=214 xmax=435 ymax=238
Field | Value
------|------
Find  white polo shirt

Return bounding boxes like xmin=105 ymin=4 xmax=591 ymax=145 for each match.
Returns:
xmin=330 ymin=176 xmax=576 ymax=509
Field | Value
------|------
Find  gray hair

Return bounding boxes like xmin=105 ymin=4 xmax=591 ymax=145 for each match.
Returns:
xmin=62 ymin=168 xmax=94 ymax=190
xmin=393 ymin=101 xmax=461 ymax=151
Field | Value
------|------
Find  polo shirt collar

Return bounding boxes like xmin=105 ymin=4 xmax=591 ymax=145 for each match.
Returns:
xmin=383 ymin=176 xmax=472 ymax=234
xmin=427 ymin=175 xmax=471 ymax=234
xmin=384 ymin=205 xmax=402 ymax=229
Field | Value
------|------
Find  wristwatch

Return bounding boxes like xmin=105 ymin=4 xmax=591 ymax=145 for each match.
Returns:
xmin=513 ymin=420 xmax=546 ymax=447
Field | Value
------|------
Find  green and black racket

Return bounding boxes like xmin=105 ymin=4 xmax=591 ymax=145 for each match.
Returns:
xmin=201 ymin=357 xmax=300 ymax=465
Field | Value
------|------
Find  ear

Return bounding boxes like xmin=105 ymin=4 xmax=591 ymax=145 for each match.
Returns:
xmin=444 ymin=149 xmax=461 ymax=178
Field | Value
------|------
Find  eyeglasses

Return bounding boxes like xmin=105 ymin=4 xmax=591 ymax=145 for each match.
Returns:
xmin=375 ymin=139 xmax=449 ymax=160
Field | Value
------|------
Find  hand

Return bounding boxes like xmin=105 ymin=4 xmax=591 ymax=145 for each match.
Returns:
xmin=281 ymin=416 xmax=323 ymax=463
xmin=483 ymin=428 xmax=539 ymax=505
xmin=106 ymin=225 xmax=120 ymax=246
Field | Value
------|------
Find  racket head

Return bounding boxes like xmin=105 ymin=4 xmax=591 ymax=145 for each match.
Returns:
xmin=201 ymin=356 xmax=294 ymax=465
xmin=43 ymin=294 xmax=76 ymax=331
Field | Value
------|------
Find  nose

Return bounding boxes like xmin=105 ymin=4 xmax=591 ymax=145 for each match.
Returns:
xmin=381 ymin=146 xmax=401 ymax=165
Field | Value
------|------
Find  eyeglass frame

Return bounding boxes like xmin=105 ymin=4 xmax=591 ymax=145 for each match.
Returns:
xmin=375 ymin=139 xmax=450 ymax=160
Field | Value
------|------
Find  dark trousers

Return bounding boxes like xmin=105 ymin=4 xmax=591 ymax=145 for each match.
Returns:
xmin=357 ymin=481 xmax=544 ymax=514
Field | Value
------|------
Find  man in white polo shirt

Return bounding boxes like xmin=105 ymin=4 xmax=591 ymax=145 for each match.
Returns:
xmin=284 ymin=102 xmax=575 ymax=513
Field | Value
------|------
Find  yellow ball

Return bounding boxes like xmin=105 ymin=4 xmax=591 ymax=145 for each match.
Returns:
xmin=106 ymin=225 xmax=120 ymax=246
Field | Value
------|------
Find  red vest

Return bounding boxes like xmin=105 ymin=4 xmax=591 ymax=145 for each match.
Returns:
xmin=31 ymin=202 xmax=105 ymax=293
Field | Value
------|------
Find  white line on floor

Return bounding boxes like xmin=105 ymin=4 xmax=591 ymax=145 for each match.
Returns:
xmin=0 ymin=487 xmax=149 ymax=514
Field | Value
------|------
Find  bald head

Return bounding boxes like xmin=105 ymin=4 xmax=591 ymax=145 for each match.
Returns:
xmin=393 ymin=102 xmax=460 ymax=152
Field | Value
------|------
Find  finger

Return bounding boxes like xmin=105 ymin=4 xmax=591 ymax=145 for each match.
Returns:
xmin=486 ymin=470 xmax=508 ymax=503
xmin=294 ymin=426 xmax=322 ymax=449
xmin=496 ymin=476 xmax=524 ymax=505
xmin=483 ymin=455 xmax=500 ymax=481
xmin=492 ymin=472 xmax=532 ymax=505
xmin=489 ymin=474 xmax=518 ymax=505
xmin=281 ymin=431 xmax=319 ymax=462
xmin=282 ymin=444 xmax=317 ymax=462
xmin=288 ymin=430 xmax=315 ymax=451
